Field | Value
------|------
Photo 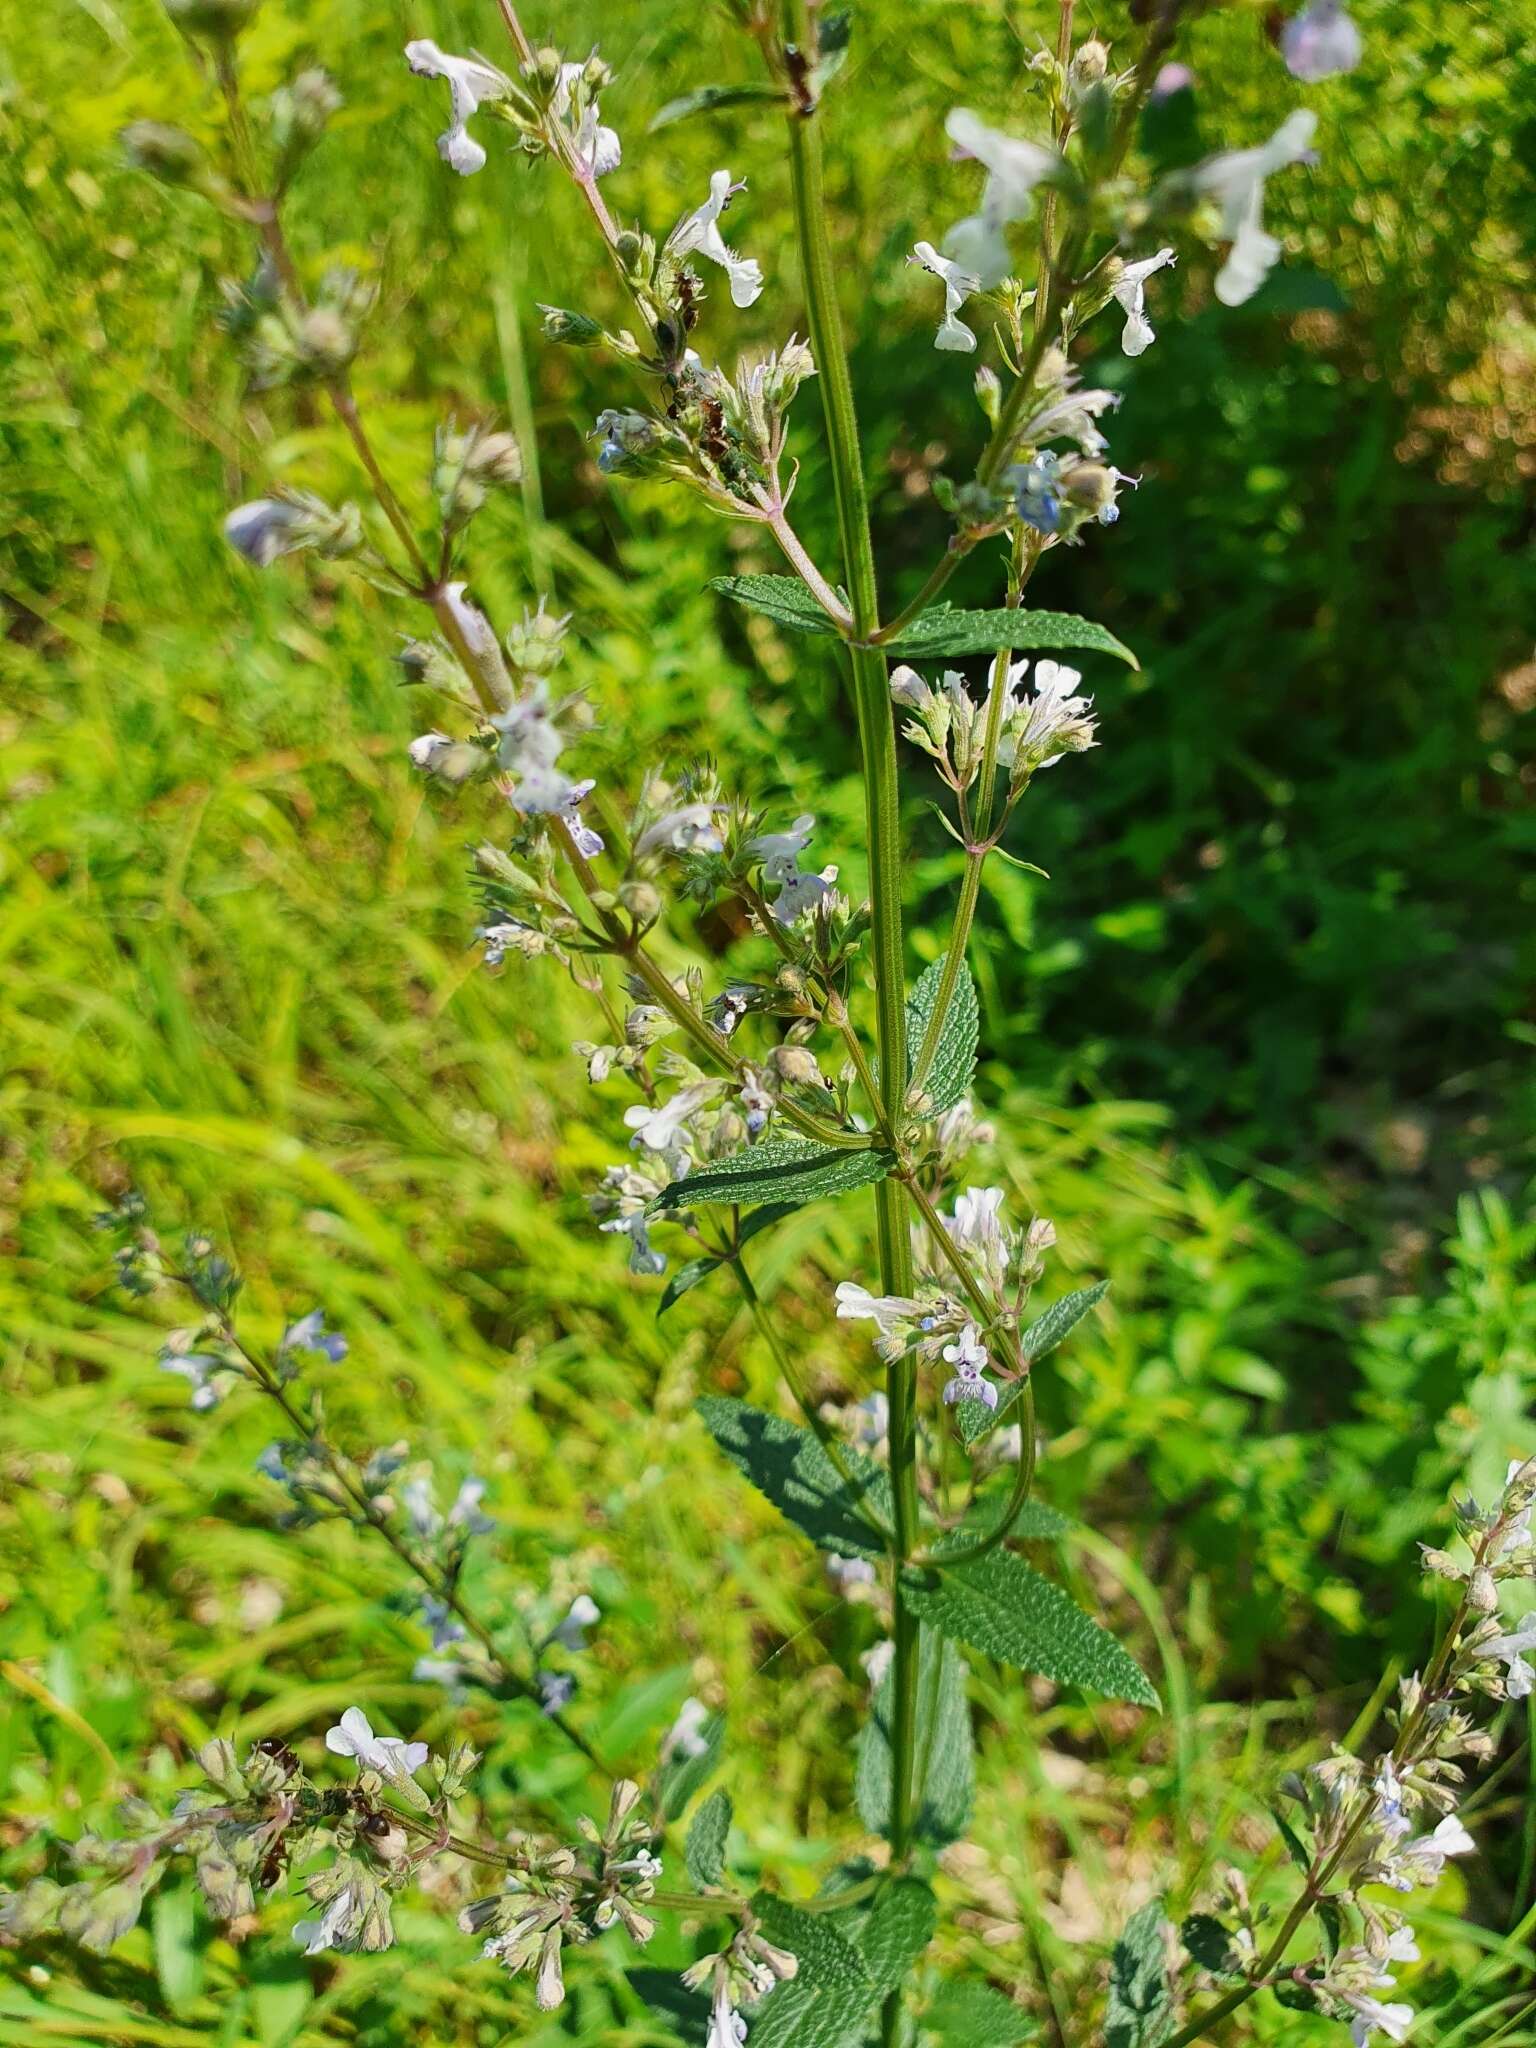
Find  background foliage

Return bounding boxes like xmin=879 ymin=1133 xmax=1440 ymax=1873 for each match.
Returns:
xmin=2 ymin=0 xmax=1533 ymax=2042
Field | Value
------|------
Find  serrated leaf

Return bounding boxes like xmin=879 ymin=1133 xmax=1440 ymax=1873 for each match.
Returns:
xmin=900 ymin=1547 xmax=1158 ymax=1706
xmin=656 ymin=1711 xmax=724 ymax=1821
xmin=656 ymin=1135 xmax=894 ymax=1212
xmin=698 ymin=1397 xmax=891 ymax=1557
xmin=859 ymin=1878 xmax=937 ymax=1995
xmin=750 ymin=1894 xmax=870 ymax=1990
xmin=1107 ymin=1899 xmax=1174 ymax=2048
xmin=627 ymin=1967 xmax=711 ymax=2045
xmin=884 ymin=606 xmax=1137 ymax=667
xmin=1021 ymin=1281 xmax=1111 ymax=1362
xmin=856 ymin=1628 xmax=972 ymax=1847
xmin=1181 ymin=1914 xmax=1243 ymax=1979
xmin=923 ymin=1980 xmax=1038 ymax=2046
xmin=649 ymin=82 xmax=787 ymax=131
xmin=685 ymin=1788 xmax=732 ymax=1888
xmin=710 ymin=572 xmax=844 ymax=636
xmin=905 ymin=956 xmax=978 ymax=1115
xmin=745 ymin=1978 xmax=874 ymax=2048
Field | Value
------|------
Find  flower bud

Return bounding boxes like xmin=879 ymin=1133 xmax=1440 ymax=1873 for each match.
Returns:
xmin=270 ymin=68 xmax=343 ymax=162
xmin=619 ymin=879 xmax=662 ymax=923
xmin=296 ymin=305 xmax=356 ymax=376
xmin=540 ymin=304 xmax=604 ymax=346
xmin=119 ymin=121 xmax=212 ymax=192
xmin=163 ymin=0 xmax=260 ymax=43
xmin=505 ymin=600 xmax=573 ymax=675
xmin=769 ymin=1044 xmax=822 ymax=1089
xmin=1467 ymin=1566 xmax=1498 ymax=1613
xmin=614 ymin=230 xmax=645 ymax=270
xmin=974 ymin=365 xmax=1001 ymax=423
xmin=1069 ymin=38 xmax=1110 ymax=87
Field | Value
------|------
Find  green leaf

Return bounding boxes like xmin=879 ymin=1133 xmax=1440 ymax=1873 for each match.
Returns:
xmin=656 ymin=1711 xmax=724 ymax=1821
xmin=709 ymin=572 xmax=844 ymax=636
xmin=1181 ymin=1914 xmax=1243 ymax=1979
xmin=698 ymin=1397 xmax=891 ymax=1558
xmin=750 ymin=1893 xmax=870 ymax=1991
xmin=922 ymin=1980 xmax=1038 ymax=2045
xmin=1318 ymin=1899 xmax=1343 ymax=1960
xmin=856 ymin=1628 xmax=973 ymax=1847
xmin=1106 ymin=1899 xmax=1174 ymax=2048
xmin=745 ymin=1979 xmax=874 ymax=2048
xmin=1270 ymin=1803 xmax=1312 ymax=1874
xmin=152 ymin=1882 xmax=202 ymax=2014
xmin=1020 ymin=1281 xmax=1111 ymax=1362
xmin=627 ymin=1967 xmax=711 ymax=2045
xmin=685 ymin=1787 xmax=733 ymax=1888
xmin=655 ymin=1135 xmax=894 ymax=1213
xmin=810 ymin=8 xmax=854 ymax=92
xmin=859 ymin=1878 xmax=938 ymax=1995
xmin=905 ymin=956 xmax=979 ymax=1115
xmin=658 ymin=1255 xmax=723 ymax=1316
xmin=884 ymin=606 xmax=1137 ymax=667
xmin=649 ymin=82 xmax=787 ymax=131
xmin=900 ymin=1546 xmax=1159 ymax=1707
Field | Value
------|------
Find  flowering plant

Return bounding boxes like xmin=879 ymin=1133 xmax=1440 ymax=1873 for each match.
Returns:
xmin=12 ymin=3 xmax=1533 ymax=2046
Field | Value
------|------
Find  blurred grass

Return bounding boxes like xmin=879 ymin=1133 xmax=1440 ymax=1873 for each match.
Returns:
xmin=3 ymin=0 xmax=1535 ymax=2041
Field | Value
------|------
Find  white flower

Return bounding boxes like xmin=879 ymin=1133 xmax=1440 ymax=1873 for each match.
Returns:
xmin=224 ymin=499 xmax=301 ymax=567
xmin=910 ymin=239 xmax=981 ymax=353
xmin=625 ymin=1080 xmax=723 ymax=1155
xmin=159 ymin=1346 xmax=228 ymax=1411
xmin=1485 ymin=1614 xmax=1536 ymax=1700
xmin=552 ymin=63 xmax=621 ymax=179
xmin=447 ymin=1476 xmax=494 ymax=1533
xmin=1390 ymin=1812 xmax=1476 ymax=1888
xmin=854 ymin=1391 xmax=889 ymax=1451
xmin=1111 ymin=247 xmax=1177 ymax=357
xmin=1344 ymin=1994 xmax=1415 ymax=2047
xmin=943 ymin=109 xmax=1063 ymax=287
xmin=825 ymin=1554 xmax=878 ymax=1592
xmin=888 ymin=665 xmax=932 ymax=708
xmin=667 ymin=170 xmax=764 ymax=308
xmin=551 ymin=1593 xmax=600 ymax=1651
xmin=1281 ymin=1 xmax=1362 ymax=82
xmin=942 ymin=1322 xmax=997 ymax=1409
xmin=1372 ymin=1754 xmax=1411 ymax=1843
xmin=997 ymin=658 xmax=1097 ymax=771
xmin=946 ymin=1186 xmax=1013 ymax=1292
xmin=409 ymin=731 xmax=454 ymax=770
xmin=404 ymin=40 xmax=511 ymax=177
xmin=747 ymin=814 xmax=815 ymax=880
xmin=862 ymin=1639 xmax=895 ymax=1691
xmin=601 ymin=1209 xmax=668 ymax=1277
xmin=835 ymin=1281 xmax=924 ymax=1359
xmin=1496 ymin=1456 xmax=1536 ymax=1557
xmin=1192 ymin=109 xmax=1318 ymax=307
xmin=662 ymin=1696 xmax=711 ymax=1761
xmin=293 ymin=1887 xmax=355 ymax=1955
xmin=708 ymin=1974 xmax=748 ymax=2048
xmin=1381 ymin=1926 xmax=1420 ymax=1966
xmin=325 ymin=1705 xmax=428 ymax=1777
xmin=635 ymin=804 xmax=726 ymax=857
xmin=771 ymin=863 xmax=836 ymax=924
xmin=441 ymin=580 xmax=506 ymax=679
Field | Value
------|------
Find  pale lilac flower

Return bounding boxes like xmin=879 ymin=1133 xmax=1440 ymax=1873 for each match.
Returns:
xmin=625 ymin=1080 xmax=723 ymax=1155
xmin=667 ymin=170 xmax=764 ymax=308
xmin=159 ymin=1345 xmax=229 ymax=1411
xmin=538 ymin=1671 xmax=577 ymax=1714
xmin=1281 ymin=1 xmax=1362 ymax=82
xmin=402 ymin=1475 xmax=442 ymax=1537
xmin=604 ymin=1211 xmax=667 ymax=1277
xmin=293 ymin=1887 xmax=356 ymax=1955
xmin=835 ymin=1281 xmax=923 ymax=1358
xmin=1111 ymin=247 xmax=1177 ymax=356
xmin=447 ymin=1475 xmax=494 ymax=1533
xmin=224 ymin=499 xmax=301 ymax=566
xmin=281 ymin=1308 xmax=348 ymax=1363
xmin=1192 ymin=109 xmax=1318 ymax=307
xmin=550 ymin=1593 xmax=600 ymax=1651
xmin=1495 ymin=1456 xmax=1536 ymax=1557
xmin=420 ymin=1595 xmax=465 ymax=1651
xmin=404 ymin=40 xmax=511 ymax=176
xmin=325 ymin=1705 xmax=428 ymax=1776
xmin=1485 ymin=1615 xmax=1536 ymax=1700
xmin=825 ymin=1554 xmax=878 ymax=1593
xmin=770 ymin=863 xmax=836 ymax=923
xmin=943 ymin=109 xmax=1063 ymax=287
xmin=635 ymin=804 xmax=727 ymax=857
xmin=946 ymin=1186 xmax=1013 ymax=1292
xmin=1151 ymin=62 xmax=1195 ymax=97
xmin=1372 ymin=1754 xmax=1411 ymax=1843
xmin=942 ymin=1322 xmax=997 ymax=1409
xmin=747 ymin=814 xmax=815 ymax=880
xmin=910 ymin=239 xmax=982 ymax=352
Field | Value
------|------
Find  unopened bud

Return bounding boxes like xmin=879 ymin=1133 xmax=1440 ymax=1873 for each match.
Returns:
xmin=120 ymin=121 xmax=212 ymax=191
xmin=163 ymin=0 xmax=260 ymax=43
xmin=974 ymin=365 xmax=1001 ymax=423
xmin=1467 ymin=1566 xmax=1499 ymax=1613
xmin=1069 ymin=38 xmax=1110 ymax=87
xmin=614 ymin=230 xmax=645 ymax=270
xmin=540 ymin=303 xmax=604 ymax=346
xmin=769 ymin=1044 xmax=822 ymax=1088
xmin=618 ymin=879 xmax=662 ymax=923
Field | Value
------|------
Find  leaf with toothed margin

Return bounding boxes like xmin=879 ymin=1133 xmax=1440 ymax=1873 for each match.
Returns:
xmin=883 ymin=606 xmax=1137 ymax=666
xmin=899 ymin=1544 xmax=1159 ymax=1707
xmin=657 ymin=1203 xmax=797 ymax=1316
xmin=654 ymin=1136 xmax=894 ymax=1213
xmin=697 ymin=1397 xmax=891 ymax=1558
xmin=684 ymin=1789 xmax=732 ymax=1889
xmin=649 ymin=82 xmax=787 ymax=131
xmin=709 ymin=572 xmax=845 ymax=635
xmin=957 ymin=1284 xmax=1112 ymax=1445
xmin=905 ymin=955 xmax=979 ymax=1115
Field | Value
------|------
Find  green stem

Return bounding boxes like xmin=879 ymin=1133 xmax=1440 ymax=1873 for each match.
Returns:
xmin=780 ymin=31 xmax=920 ymax=2001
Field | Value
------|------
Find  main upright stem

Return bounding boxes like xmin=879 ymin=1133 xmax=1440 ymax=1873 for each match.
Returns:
xmin=780 ymin=34 xmax=921 ymax=2038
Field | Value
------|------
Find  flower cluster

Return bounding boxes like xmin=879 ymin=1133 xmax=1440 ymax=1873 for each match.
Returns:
xmin=457 ymin=1779 xmax=661 ymax=2011
xmin=890 ymin=653 xmax=1097 ymax=804
xmin=682 ymin=1919 xmax=800 ymax=2048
